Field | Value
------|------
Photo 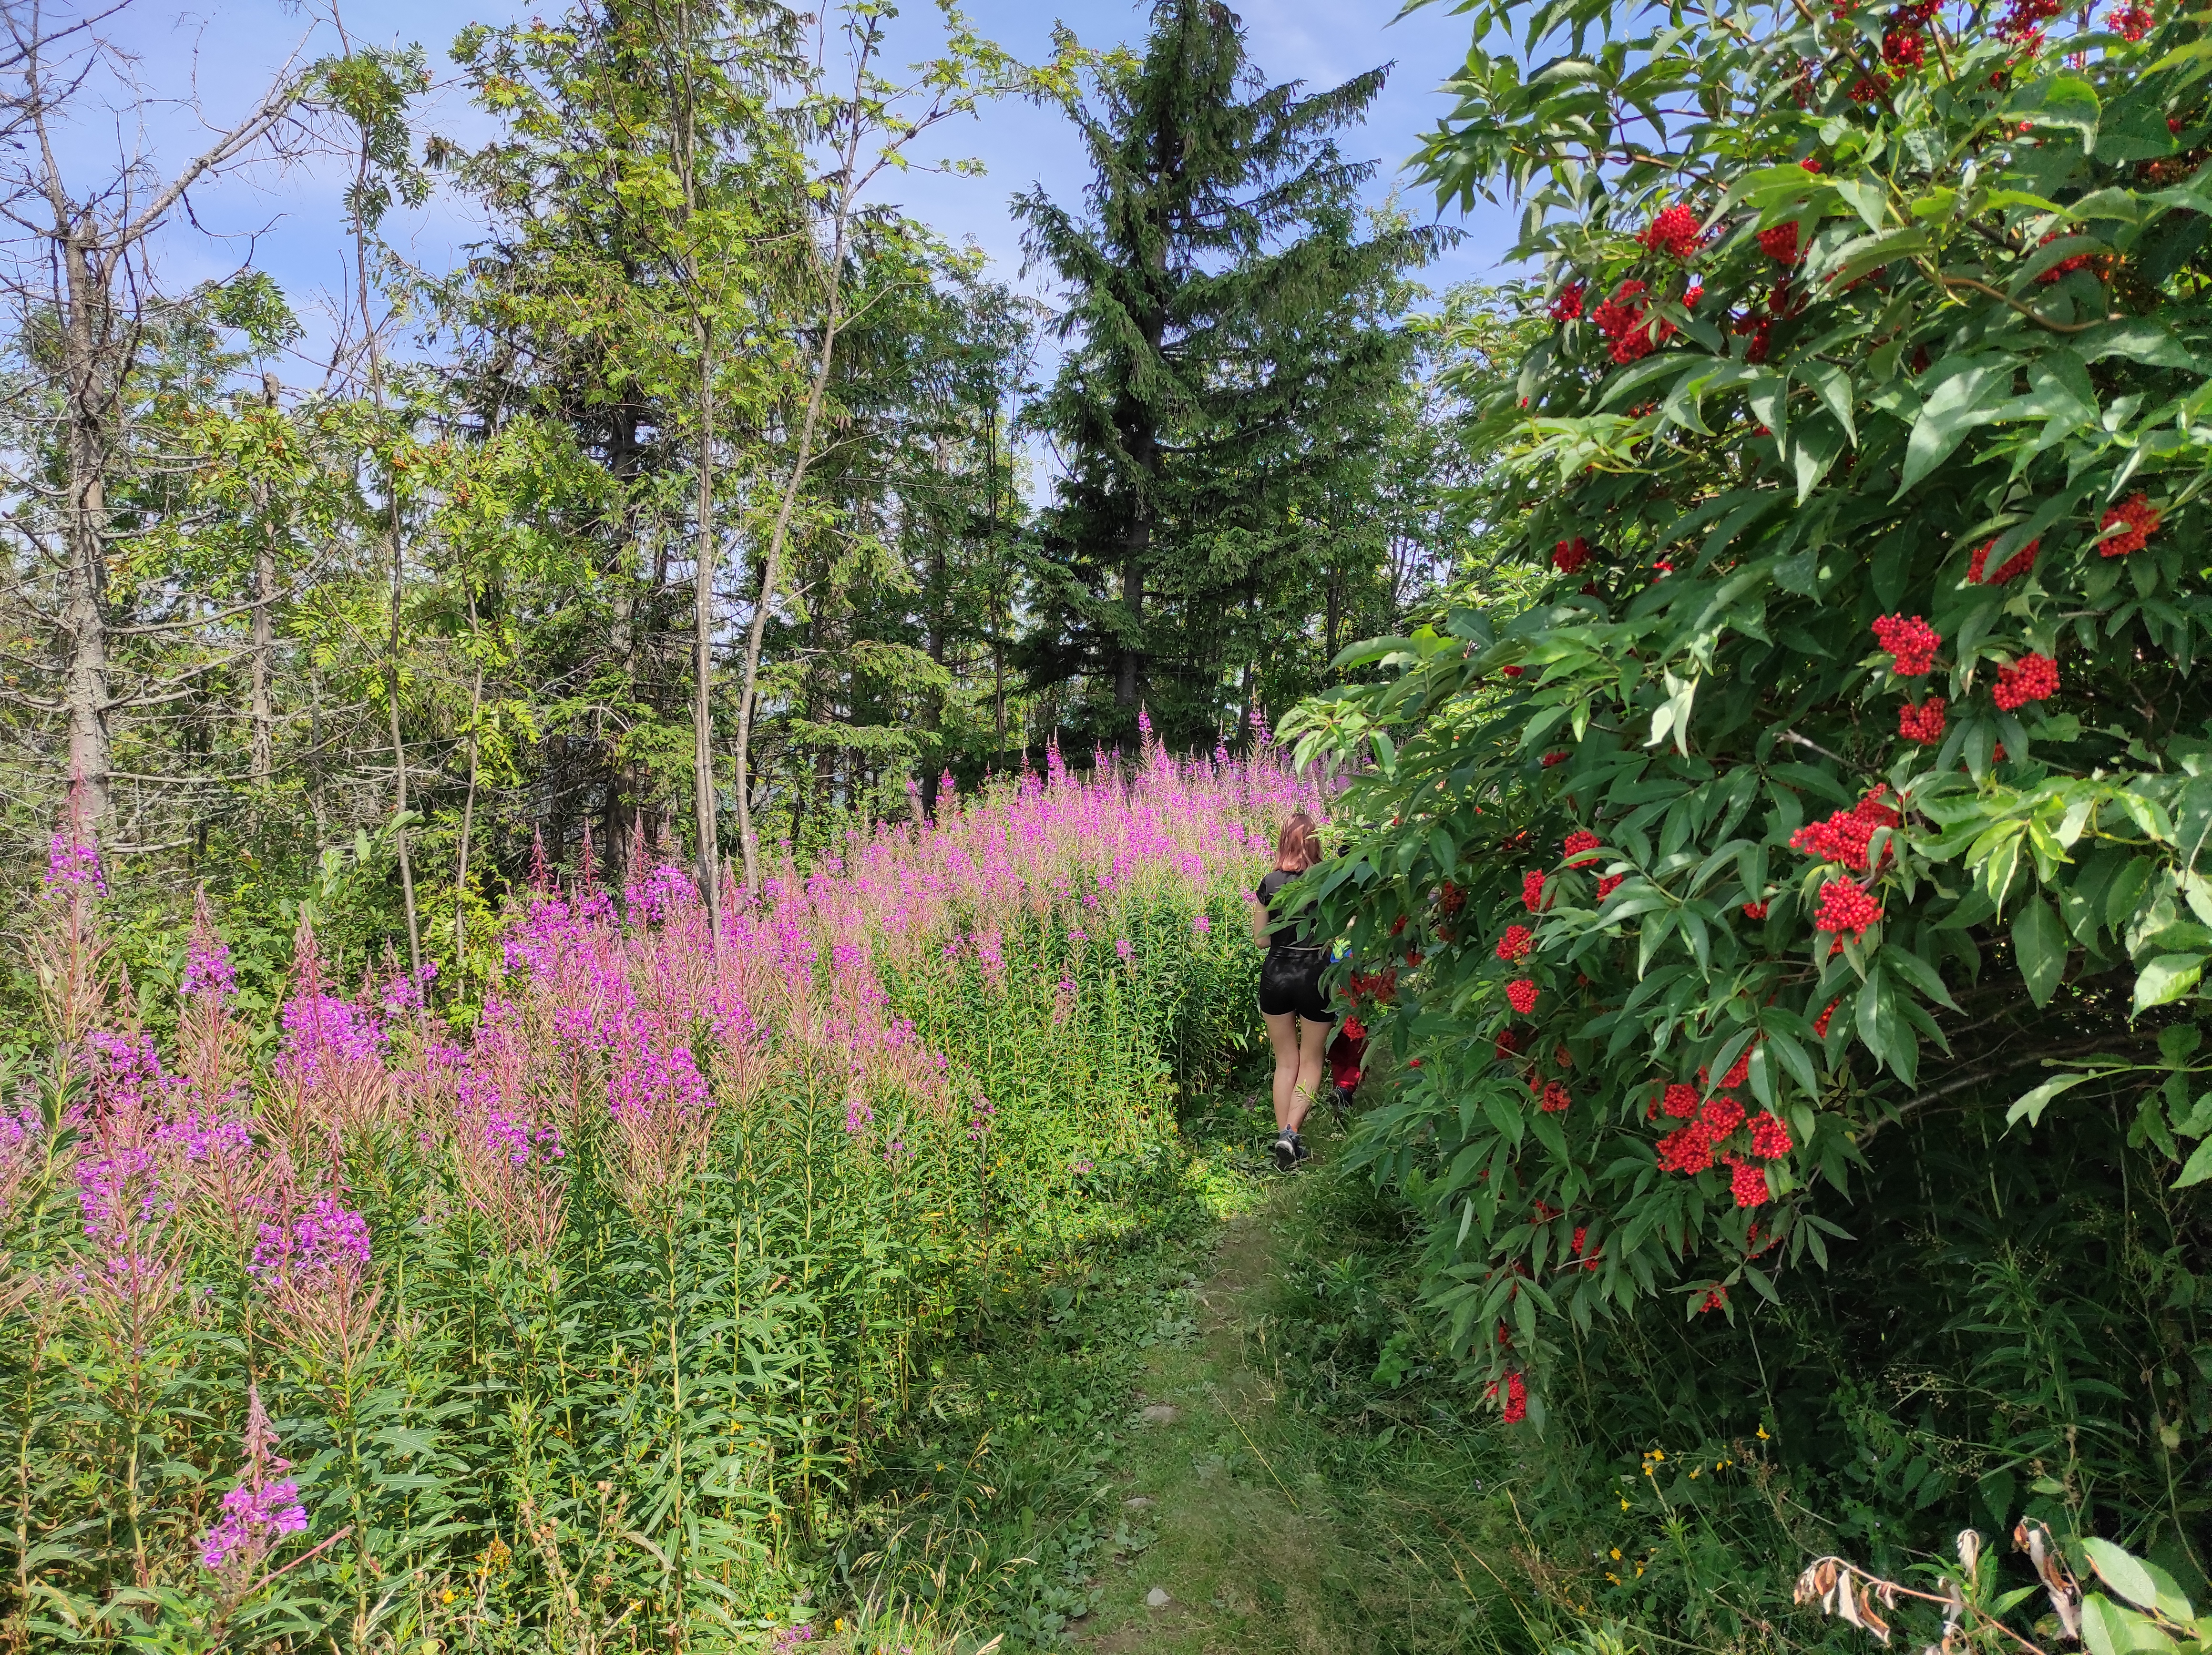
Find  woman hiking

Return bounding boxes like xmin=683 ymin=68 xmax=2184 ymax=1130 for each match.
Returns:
xmin=1250 ymin=811 xmax=1334 ymax=1170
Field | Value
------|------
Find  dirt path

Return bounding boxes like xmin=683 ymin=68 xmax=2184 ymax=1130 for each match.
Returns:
xmin=1065 ymin=1195 xmax=1430 ymax=1655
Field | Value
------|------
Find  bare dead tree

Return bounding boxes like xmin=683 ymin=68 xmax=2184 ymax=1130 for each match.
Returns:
xmin=0 ymin=0 xmax=315 ymax=837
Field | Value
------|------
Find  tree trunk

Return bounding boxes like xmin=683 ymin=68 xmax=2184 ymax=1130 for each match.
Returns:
xmin=692 ymin=333 xmax=722 ymax=934
xmin=249 ymin=372 xmax=280 ymax=793
xmin=59 ymin=223 xmax=112 ymax=824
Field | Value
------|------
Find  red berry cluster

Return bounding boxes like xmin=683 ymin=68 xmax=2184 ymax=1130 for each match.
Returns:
xmin=1656 ymin=1093 xmax=1745 ymax=1174
xmin=1813 ymin=999 xmax=1840 ymax=1038
xmin=1992 ymin=652 xmax=2059 ymax=711
xmin=1756 ymin=222 xmax=1802 ymax=265
xmin=1742 ymin=900 xmax=1769 ymax=919
xmin=1789 ymin=786 xmax=1901 ymax=870
xmin=2100 ymin=493 xmax=2161 ymax=557
xmin=1554 ymin=536 xmax=1592 ymax=572
xmin=1496 ymin=924 xmax=1534 ymax=961
xmin=1595 ymin=873 xmax=1624 ymax=901
xmin=1968 ymin=536 xmax=2040 ymax=584
xmin=1662 ymin=1082 xmax=1700 ymax=1118
xmin=1749 ymin=1111 xmax=1794 ymax=1158
xmin=1548 ymin=281 xmax=1587 ymax=322
xmin=1537 ymin=1080 xmax=1572 ymax=1113
xmin=1569 ymin=1226 xmax=1599 ymax=1270
xmin=1640 ymin=203 xmax=1703 ymax=260
xmin=2110 ymin=0 xmax=2156 ymax=39
xmin=1522 ymin=870 xmax=1549 ymax=911
xmin=1563 ymin=829 xmax=1601 ymax=866
xmin=1506 ymin=979 xmax=1539 ymax=1014
xmin=1997 ymin=0 xmax=2061 ymax=42
xmin=1500 ymin=1371 xmax=1528 ymax=1422
xmin=1348 ymin=967 xmax=1399 ymax=1006
xmin=1591 ymin=281 xmax=1677 ymax=364
xmin=1542 ymin=750 xmax=1570 ymax=767
xmin=1882 ymin=25 xmax=1925 ymax=66
xmin=1727 ymin=1160 xmax=1768 ymax=1207
xmin=1501 ymin=664 xmax=1525 ymax=678
xmin=1700 ymin=1286 xmax=1729 ymax=1314
xmin=1872 ymin=613 xmax=1941 ymax=676
xmin=2034 ymin=230 xmax=2095 ymax=286
xmin=1848 ymin=75 xmax=1885 ymax=102
xmin=1718 ymin=1048 xmax=1753 ymax=1091
xmin=1898 ymin=697 xmax=1947 ymax=745
xmin=1814 ymin=879 xmax=1883 ymax=938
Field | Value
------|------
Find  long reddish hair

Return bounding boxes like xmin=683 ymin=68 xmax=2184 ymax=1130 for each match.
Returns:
xmin=1275 ymin=811 xmax=1321 ymax=872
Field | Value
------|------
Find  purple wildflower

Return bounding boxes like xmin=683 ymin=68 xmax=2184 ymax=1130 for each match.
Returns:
xmin=199 ymin=1386 xmax=308 ymax=1575
xmin=183 ymin=930 xmax=237 ymax=1005
xmin=248 ymin=1196 xmax=371 ymax=1289
xmin=44 ymin=828 xmax=104 ymax=897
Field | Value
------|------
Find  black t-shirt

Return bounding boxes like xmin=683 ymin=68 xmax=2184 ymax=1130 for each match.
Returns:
xmin=1257 ymin=868 xmax=1323 ymax=951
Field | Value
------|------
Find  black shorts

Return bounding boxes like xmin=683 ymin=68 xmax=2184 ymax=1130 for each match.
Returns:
xmin=1260 ymin=948 xmax=1335 ymax=1023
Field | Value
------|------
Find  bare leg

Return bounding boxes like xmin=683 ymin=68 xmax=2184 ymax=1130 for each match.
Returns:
xmin=1264 ymin=1011 xmax=1301 ymax=1130
xmin=1280 ymin=1018 xmax=1333 ymax=1137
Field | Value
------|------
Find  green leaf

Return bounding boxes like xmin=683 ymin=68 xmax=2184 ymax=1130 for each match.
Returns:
xmin=2012 ymin=896 xmax=2066 ymax=1006
xmin=2082 ymin=1540 xmax=2195 ymax=1621
xmin=2134 ymin=954 xmax=2205 ymax=1014
xmin=1899 ymin=357 xmax=2013 ymax=492
xmin=2008 ymin=1071 xmax=2093 ymax=1128
xmin=2177 ymin=1137 xmax=2212 ymax=1188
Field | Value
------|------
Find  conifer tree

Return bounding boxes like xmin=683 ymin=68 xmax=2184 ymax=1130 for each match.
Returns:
xmin=1014 ymin=0 xmax=1440 ymax=747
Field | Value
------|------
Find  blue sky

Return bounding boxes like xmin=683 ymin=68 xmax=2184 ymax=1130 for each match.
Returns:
xmin=91 ymin=0 xmax=1522 ymax=377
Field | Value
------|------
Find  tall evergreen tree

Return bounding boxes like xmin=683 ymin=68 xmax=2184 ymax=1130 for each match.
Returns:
xmin=1013 ymin=0 xmax=1442 ymax=748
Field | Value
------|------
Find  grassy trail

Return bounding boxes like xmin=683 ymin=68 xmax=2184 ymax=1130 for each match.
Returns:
xmin=858 ymin=1093 xmax=1528 ymax=1655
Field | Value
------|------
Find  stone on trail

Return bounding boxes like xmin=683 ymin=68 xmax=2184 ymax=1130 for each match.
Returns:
xmin=1137 ymin=1404 xmax=1178 ymax=1425
xmin=1123 ymin=1495 xmax=1154 ymax=1509
xmin=1146 ymin=1587 xmax=1172 ymax=1609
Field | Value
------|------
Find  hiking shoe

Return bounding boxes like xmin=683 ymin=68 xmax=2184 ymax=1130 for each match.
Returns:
xmin=1291 ymin=1132 xmax=1311 ymax=1164
xmin=1327 ymin=1083 xmax=1356 ymax=1121
xmin=1270 ymin=1132 xmax=1299 ymax=1171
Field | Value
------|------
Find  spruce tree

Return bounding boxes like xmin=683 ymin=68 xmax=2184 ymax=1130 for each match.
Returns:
xmin=1014 ymin=0 xmax=1440 ymax=747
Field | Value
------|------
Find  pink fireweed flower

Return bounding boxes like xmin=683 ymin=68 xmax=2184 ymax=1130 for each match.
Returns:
xmin=845 ymin=1098 xmax=875 ymax=1135
xmin=607 ymin=1024 xmax=710 ymax=1121
xmin=967 ymin=1098 xmax=996 ymax=1141
xmin=199 ymin=1386 xmax=308 ymax=1575
xmin=88 ymin=1030 xmax=181 ymax=1121
xmin=182 ymin=929 xmax=237 ymax=1005
xmin=248 ymin=1196 xmax=371 ymax=1290
xmin=76 ymin=1144 xmax=167 ymax=1244
xmin=275 ymin=991 xmax=383 ymax=1088
xmin=379 ymin=961 xmax=437 ymax=1018
xmin=44 ymin=828 xmax=105 ymax=897
xmin=623 ymin=861 xmax=699 ymax=927
xmin=152 ymin=1109 xmax=253 ymax=1165
xmin=1115 ymin=937 xmax=1132 ymax=961
xmin=483 ymin=1108 xmax=563 ymax=1167
xmin=1192 ymin=914 xmax=1211 ymax=934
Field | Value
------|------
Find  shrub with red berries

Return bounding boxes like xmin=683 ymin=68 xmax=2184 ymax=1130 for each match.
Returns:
xmin=1280 ymin=0 xmax=2210 ymax=1463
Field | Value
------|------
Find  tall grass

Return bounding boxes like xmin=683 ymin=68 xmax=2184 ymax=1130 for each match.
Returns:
xmin=0 ymin=743 xmax=1314 ymax=1653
